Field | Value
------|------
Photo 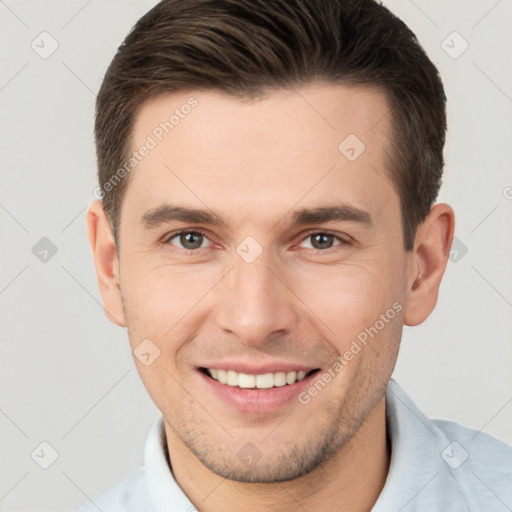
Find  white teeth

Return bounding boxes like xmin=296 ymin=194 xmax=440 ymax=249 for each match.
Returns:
xmin=238 ymin=373 xmax=256 ymax=388
xmin=217 ymin=369 xmax=227 ymax=384
xmin=206 ymin=368 xmax=310 ymax=388
xmin=285 ymin=371 xmax=297 ymax=385
xmin=256 ymin=373 xmax=274 ymax=389
xmin=274 ymin=372 xmax=286 ymax=387
xmin=226 ymin=370 xmax=238 ymax=386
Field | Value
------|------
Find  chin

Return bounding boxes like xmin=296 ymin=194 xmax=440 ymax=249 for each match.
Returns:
xmin=185 ymin=428 xmax=346 ymax=483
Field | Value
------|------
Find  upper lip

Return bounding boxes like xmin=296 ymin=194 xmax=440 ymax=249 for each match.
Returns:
xmin=198 ymin=361 xmax=319 ymax=374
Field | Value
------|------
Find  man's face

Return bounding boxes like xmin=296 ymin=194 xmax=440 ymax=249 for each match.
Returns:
xmin=116 ymin=83 xmax=411 ymax=482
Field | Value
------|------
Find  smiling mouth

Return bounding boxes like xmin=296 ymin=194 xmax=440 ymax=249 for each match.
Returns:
xmin=200 ymin=368 xmax=320 ymax=389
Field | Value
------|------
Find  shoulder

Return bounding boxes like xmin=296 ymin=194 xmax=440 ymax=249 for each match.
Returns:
xmin=432 ymin=418 xmax=512 ymax=500
xmin=434 ymin=417 xmax=512 ymax=459
xmin=74 ymin=466 xmax=151 ymax=512
xmin=379 ymin=380 xmax=512 ymax=510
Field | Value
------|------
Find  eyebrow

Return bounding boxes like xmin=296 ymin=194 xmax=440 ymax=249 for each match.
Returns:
xmin=140 ymin=204 xmax=373 ymax=229
xmin=141 ymin=206 xmax=227 ymax=229
xmin=290 ymin=205 xmax=372 ymax=226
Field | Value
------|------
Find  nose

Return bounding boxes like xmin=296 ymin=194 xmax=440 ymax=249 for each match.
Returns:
xmin=215 ymin=248 xmax=299 ymax=347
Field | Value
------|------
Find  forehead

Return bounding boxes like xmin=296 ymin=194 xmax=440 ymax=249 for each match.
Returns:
xmin=133 ymin=82 xmax=390 ymax=151
xmin=122 ymin=82 xmax=398 ymax=231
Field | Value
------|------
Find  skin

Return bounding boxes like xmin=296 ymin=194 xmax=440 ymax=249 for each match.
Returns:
xmin=87 ymin=82 xmax=454 ymax=512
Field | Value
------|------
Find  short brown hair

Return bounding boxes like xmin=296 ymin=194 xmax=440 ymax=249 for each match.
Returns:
xmin=95 ymin=0 xmax=446 ymax=251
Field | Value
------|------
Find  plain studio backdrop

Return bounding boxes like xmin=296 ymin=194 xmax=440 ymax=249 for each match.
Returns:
xmin=1 ymin=1 xmax=511 ymax=511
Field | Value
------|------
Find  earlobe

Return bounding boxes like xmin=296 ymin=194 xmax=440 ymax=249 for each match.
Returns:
xmin=403 ymin=203 xmax=455 ymax=327
xmin=86 ymin=200 xmax=126 ymax=327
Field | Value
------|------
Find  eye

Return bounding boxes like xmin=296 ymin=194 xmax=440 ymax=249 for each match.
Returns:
xmin=166 ymin=230 xmax=211 ymax=251
xmin=299 ymin=232 xmax=344 ymax=251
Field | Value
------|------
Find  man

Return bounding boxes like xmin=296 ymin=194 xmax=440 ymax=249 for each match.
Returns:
xmin=79 ymin=0 xmax=512 ymax=510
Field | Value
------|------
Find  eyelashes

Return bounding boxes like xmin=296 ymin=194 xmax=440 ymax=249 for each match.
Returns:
xmin=164 ymin=230 xmax=211 ymax=251
xmin=163 ymin=229 xmax=350 ymax=254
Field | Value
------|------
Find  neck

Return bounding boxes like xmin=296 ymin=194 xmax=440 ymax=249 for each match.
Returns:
xmin=165 ymin=397 xmax=389 ymax=512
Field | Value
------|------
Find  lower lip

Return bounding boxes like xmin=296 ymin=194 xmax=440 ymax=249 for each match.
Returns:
xmin=198 ymin=370 xmax=318 ymax=413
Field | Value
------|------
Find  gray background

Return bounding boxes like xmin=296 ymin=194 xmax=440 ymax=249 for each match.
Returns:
xmin=1 ymin=0 xmax=511 ymax=510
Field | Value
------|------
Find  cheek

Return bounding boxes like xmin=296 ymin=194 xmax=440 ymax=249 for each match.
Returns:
xmin=121 ymin=247 xmax=405 ymax=355
xmin=290 ymin=260 xmax=402 ymax=348
xmin=121 ymin=262 xmax=224 ymax=359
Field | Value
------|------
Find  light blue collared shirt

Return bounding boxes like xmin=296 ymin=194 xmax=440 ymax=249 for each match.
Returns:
xmin=75 ymin=379 xmax=512 ymax=511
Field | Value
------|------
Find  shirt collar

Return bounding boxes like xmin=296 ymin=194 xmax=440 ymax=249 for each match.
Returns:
xmin=372 ymin=379 xmax=469 ymax=511
xmin=144 ymin=415 xmax=195 ymax=512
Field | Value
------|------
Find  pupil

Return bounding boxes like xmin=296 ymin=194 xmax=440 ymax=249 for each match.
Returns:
xmin=181 ymin=232 xmax=202 ymax=249
xmin=313 ymin=233 xmax=332 ymax=249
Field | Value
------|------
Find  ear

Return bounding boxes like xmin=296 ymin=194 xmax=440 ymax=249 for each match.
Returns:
xmin=86 ymin=200 xmax=126 ymax=327
xmin=403 ymin=203 xmax=455 ymax=326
